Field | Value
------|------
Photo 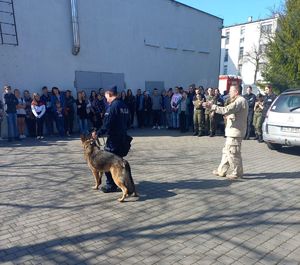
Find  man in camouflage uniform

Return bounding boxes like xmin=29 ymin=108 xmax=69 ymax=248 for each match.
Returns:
xmin=192 ymin=88 xmax=205 ymax=136
xmin=253 ymin=94 xmax=264 ymax=143
xmin=204 ymin=87 xmax=217 ymax=137
xmin=204 ymin=85 xmax=249 ymax=180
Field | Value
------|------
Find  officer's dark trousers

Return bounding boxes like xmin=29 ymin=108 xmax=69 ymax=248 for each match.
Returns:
xmin=245 ymin=110 xmax=254 ymax=138
xmin=137 ymin=110 xmax=144 ymax=128
xmin=105 ymin=138 xmax=123 ymax=190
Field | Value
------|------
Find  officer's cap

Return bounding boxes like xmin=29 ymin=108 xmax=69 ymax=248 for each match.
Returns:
xmin=104 ymin=86 xmax=118 ymax=94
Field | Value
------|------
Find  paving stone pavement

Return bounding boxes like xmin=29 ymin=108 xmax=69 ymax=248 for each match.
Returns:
xmin=0 ymin=129 xmax=300 ymax=265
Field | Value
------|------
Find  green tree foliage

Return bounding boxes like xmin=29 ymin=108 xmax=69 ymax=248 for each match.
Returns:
xmin=263 ymin=0 xmax=300 ymax=91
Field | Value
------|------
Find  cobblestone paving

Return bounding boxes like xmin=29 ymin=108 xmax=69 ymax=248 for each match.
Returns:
xmin=0 ymin=129 xmax=300 ymax=265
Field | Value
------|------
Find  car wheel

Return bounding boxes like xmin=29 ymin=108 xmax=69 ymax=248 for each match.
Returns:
xmin=266 ymin=142 xmax=282 ymax=151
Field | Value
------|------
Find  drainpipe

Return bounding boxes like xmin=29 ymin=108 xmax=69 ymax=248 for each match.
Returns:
xmin=70 ymin=0 xmax=80 ymax=55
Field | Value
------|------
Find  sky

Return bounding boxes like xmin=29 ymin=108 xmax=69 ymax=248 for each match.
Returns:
xmin=176 ymin=0 xmax=284 ymax=26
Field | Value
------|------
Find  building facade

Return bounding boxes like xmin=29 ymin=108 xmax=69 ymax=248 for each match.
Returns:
xmin=0 ymin=0 xmax=223 ymax=95
xmin=220 ymin=17 xmax=278 ymax=86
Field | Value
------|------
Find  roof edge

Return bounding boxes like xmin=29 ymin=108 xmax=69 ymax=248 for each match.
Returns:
xmin=223 ymin=17 xmax=277 ymax=28
xmin=171 ymin=0 xmax=223 ymax=22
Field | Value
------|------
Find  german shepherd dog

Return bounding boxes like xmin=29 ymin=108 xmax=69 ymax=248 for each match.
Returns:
xmin=81 ymin=136 xmax=138 ymax=202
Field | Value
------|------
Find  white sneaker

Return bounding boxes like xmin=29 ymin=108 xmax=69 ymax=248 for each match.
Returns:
xmin=152 ymin=126 xmax=156 ymax=129
xmin=157 ymin=126 xmax=160 ymax=130
xmin=40 ymin=136 xmax=44 ymax=139
xmin=37 ymin=136 xmax=41 ymax=140
xmin=23 ymin=135 xmax=27 ymax=138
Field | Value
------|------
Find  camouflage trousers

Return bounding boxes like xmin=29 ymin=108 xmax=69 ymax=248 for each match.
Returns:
xmin=218 ymin=137 xmax=243 ymax=177
xmin=253 ymin=111 xmax=263 ymax=136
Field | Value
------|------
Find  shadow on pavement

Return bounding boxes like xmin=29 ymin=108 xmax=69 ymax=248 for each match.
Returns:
xmin=276 ymin=146 xmax=300 ymax=156
xmin=136 ymin=179 xmax=232 ymax=201
xmin=243 ymin=171 xmax=300 ymax=180
xmin=1 ymin=206 xmax=299 ymax=264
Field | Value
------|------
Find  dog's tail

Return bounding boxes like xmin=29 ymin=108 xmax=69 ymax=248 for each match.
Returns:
xmin=123 ymin=160 xmax=138 ymax=196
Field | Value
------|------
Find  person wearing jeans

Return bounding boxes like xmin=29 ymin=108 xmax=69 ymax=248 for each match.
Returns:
xmin=3 ymin=85 xmax=18 ymax=141
xmin=171 ymin=87 xmax=182 ymax=129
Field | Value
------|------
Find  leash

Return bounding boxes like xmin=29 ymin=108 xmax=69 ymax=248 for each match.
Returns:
xmin=94 ymin=136 xmax=106 ymax=150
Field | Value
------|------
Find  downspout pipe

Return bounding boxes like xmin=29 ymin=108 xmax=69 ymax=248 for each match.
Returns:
xmin=71 ymin=0 xmax=80 ymax=55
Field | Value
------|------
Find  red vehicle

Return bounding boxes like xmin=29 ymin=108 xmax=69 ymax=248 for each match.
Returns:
xmin=218 ymin=75 xmax=242 ymax=94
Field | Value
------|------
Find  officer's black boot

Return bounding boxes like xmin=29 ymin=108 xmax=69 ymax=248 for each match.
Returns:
xmin=258 ymin=135 xmax=263 ymax=143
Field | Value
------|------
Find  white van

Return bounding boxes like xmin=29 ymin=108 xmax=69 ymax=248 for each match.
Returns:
xmin=262 ymin=89 xmax=300 ymax=150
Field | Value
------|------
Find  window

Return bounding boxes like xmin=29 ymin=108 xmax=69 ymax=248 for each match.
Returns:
xmin=225 ymin=30 xmax=230 ymax=45
xmin=224 ymin=49 xmax=229 ymax=62
xmin=240 ymin=26 xmax=245 ymax=36
xmin=238 ymin=64 xmax=242 ymax=76
xmin=258 ymin=63 xmax=266 ymax=72
xmin=223 ymin=65 xmax=228 ymax=75
xmin=270 ymin=93 xmax=300 ymax=113
xmin=240 ymin=37 xmax=244 ymax=44
xmin=238 ymin=47 xmax=244 ymax=60
xmin=261 ymin=24 xmax=272 ymax=34
xmin=259 ymin=44 xmax=267 ymax=54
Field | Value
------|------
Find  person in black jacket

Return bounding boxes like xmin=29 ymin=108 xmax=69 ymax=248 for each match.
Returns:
xmin=262 ymin=85 xmax=277 ymax=122
xmin=92 ymin=86 xmax=132 ymax=193
xmin=40 ymin=86 xmax=54 ymax=136
xmin=3 ymin=85 xmax=19 ymax=141
xmin=125 ymin=89 xmax=135 ymax=129
xmin=135 ymin=89 xmax=144 ymax=128
xmin=64 ymin=90 xmax=75 ymax=136
xmin=243 ymin=85 xmax=256 ymax=140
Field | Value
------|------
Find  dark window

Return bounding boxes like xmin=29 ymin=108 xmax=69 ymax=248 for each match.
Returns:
xmin=261 ymin=24 xmax=272 ymax=34
xmin=223 ymin=65 xmax=228 ymax=75
xmin=224 ymin=49 xmax=229 ymax=62
xmin=225 ymin=31 xmax=230 ymax=44
xmin=240 ymin=26 xmax=245 ymax=35
xmin=238 ymin=47 xmax=244 ymax=60
xmin=238 ymin=64 xmax=242 ymax=76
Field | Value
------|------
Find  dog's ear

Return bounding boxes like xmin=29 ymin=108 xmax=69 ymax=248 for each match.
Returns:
xmin=80 ymin=134 xmax=87 ymax=143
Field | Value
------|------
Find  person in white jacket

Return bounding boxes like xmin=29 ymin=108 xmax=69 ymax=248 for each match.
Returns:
xmin=31 ymin=93 xmax=46 ymax=139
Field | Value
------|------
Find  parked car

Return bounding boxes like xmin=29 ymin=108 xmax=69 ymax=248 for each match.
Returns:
xmin=262 ymin=89 xmax=300 ymax=150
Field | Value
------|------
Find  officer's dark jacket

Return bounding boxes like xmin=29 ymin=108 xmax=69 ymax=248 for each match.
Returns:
xmin=263 ymin=93 xmax=277 ymax=117
xmin=101 ymin=98 xmax=131 ymax=157
xmin=243 ymin=93 xmax=256 ymax=111
xmin=102 ymin=98 xmax=129 ymax=136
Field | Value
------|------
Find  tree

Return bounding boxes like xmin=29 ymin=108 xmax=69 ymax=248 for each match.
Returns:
xmin=263 ymin=0 xmax=300 ymax=91
xmin=243 ymin=37 xmax=266 ymax=83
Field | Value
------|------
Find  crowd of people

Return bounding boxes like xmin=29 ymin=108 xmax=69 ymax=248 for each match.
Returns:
xmin=0 ymin=84 xmax=276 ymax=142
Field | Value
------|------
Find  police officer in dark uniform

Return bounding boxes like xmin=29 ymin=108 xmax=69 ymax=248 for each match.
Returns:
xmin=92 ymin=86 xmax=132 ymax=193
xmin=260 ymin=85 xmax=276 ymax=143
xmin=243 ymin=85 xmax=256 ymax=140
xmin=262 ymin=85 xmax=277 ymax=123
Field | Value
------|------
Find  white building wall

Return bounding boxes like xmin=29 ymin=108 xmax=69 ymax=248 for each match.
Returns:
xmin=0 ymin=0 xmax=223 ymax=93
xmin=220 ymin=18 xmax=277 ymax=85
